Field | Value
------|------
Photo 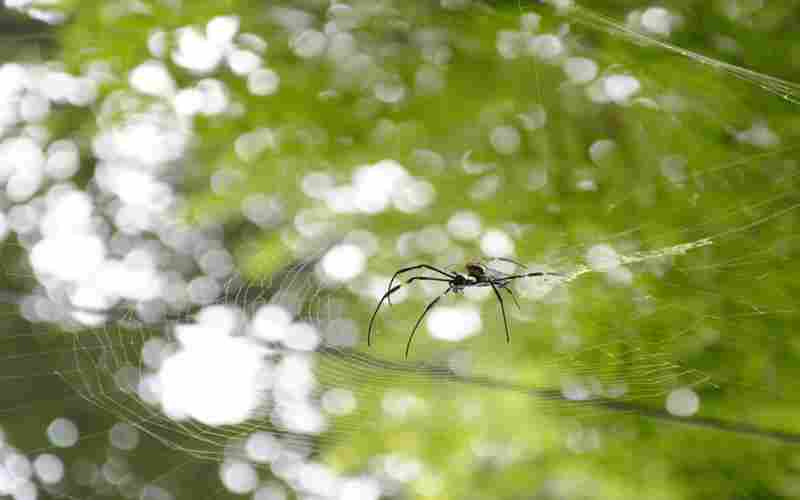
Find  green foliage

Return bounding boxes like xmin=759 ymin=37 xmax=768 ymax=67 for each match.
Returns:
xmin=5 ymin=0 xmax=800 ymax=499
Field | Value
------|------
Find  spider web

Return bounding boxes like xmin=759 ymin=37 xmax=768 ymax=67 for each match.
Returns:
xmin=0 ymin=1 xmax=799 ymax=499
xmin=2 ymin=226 xmax=797 ymax=499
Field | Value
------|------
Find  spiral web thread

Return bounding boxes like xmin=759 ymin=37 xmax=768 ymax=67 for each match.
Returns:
xmin=0 ymin=2 xmax=798 ymax=497
xmin=41 ymin=223 xmax=798 ymax=483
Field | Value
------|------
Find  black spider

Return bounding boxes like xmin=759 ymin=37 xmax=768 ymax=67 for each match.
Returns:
xmin=368 ymin=259 xmax=563 ymax=358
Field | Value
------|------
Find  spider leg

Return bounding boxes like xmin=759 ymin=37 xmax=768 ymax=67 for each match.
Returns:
xmin=406 ymin=276 xmax=452 ymax=285
xmin=502 ymin=286 xmax=521 ymax=310
xmin=387 ymin=265 xmax=456 ymax=306
xmin=500 ymin=271 xmax=564 ymax=281
xmin=368 ymin=284 xmax=402 ymax=346
xmin=368 ymin=276 xmax=452 ymax=347
xmin=488 ymin=281 xmax=511 ymax=343
xmin=405 ymin=288 xmax=450 ymax=359
xmin=486 ymin=256 xmax=528 ymax=270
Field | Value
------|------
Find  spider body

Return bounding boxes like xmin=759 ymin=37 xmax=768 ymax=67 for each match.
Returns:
xmin=449 ymin=262 xmax=510 ymax=293
xmin=464 ymin=261 xmax=488 ymax=281
xmin=447 ymin=268 xmax=477 ymax=292
xmin=368 ymin=259 xmax=562 ymax=358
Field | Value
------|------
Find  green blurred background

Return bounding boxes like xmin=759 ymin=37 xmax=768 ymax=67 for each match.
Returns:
xmin=2 ymin=0 xmax=800 ymax=499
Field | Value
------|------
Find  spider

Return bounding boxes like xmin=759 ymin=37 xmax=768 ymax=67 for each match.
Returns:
xmin=368 ymin=258 xmax=563 ymax=358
